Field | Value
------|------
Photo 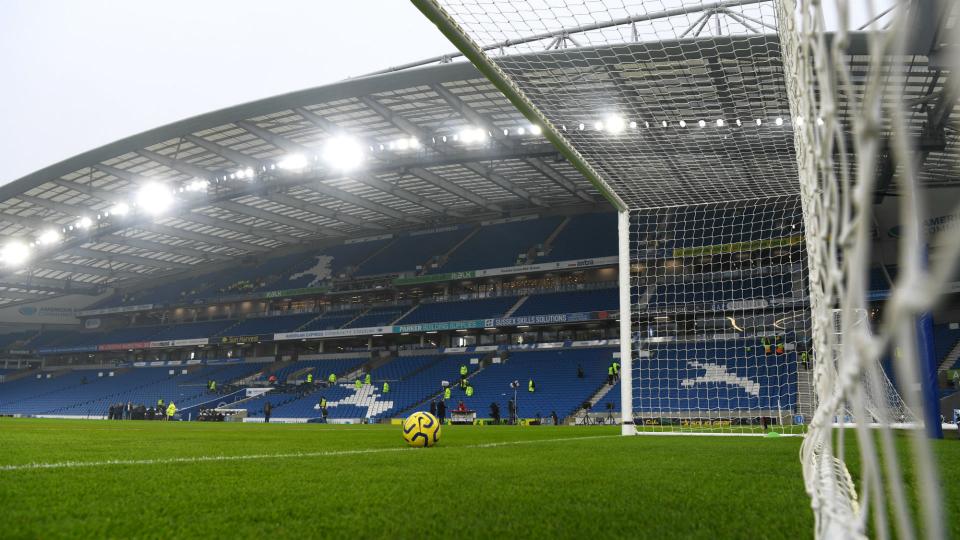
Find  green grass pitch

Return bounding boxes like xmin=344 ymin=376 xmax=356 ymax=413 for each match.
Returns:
xmin=0 ymin=418 xmax=956 ymax=539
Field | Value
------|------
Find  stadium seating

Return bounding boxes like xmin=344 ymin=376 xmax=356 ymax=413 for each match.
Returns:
xmin=397 ymin=296 xmax=518 ymax=324
xmin=345 ymin=306 xmax=405 ymax=328
xmin=151 ymin=319 xmax=239 ymax=341
xmin=413 ymin=348 xmax=615 ymax=419
xmin=436 ymin=217 xmax=563 ymax=273
xmin=264 ymin=358 xmax=366 ymax=383
xmin=934 ymin=324 xmax=960 ymax=368
xmin=648 ymin=273 xmax=795 ymax=306
xmin=222 ymin=313 xmax=317 ymax=336
xmin=634 ymin=341 xmax=797 ymax=412
xmin=537 ymin=213 xmax=617 ymax=262
xmin=297 ymin=309 xmax=363 ymax=332
xmin=512 ymin=288 xmax=618 ymax=317
xmin=667 ymin=204 xmax=802 ymax=248
xmin=0 ymin=363 xmax=262 ymax=417
xmin=355 ymin=228 xmax=471 ymax=276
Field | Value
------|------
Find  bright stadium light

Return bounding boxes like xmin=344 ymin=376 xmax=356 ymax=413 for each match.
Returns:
xmin=185 ymin=178 xmax=209 ymax=192
xmin=459 ymin=128 xmax=485 ymax=143
xmin=278 ymin=154 xmax=308 ymax=171
xmin=76 ymin=217 xmax=93 ymax=229
xmin=698 ymin=120 xmax=706 ymax=128
xmin=37 ymin=229 xmax=61 ymax=246
xmin=408 ymin=137 xmax=420 ymax=149
xmin=136 ymin=182 xmax=174 ymax=215
xmin=775 ymin=117 xmax=784 ymax=126
xmin=110 ymin=202 xmax=130 ymax=216
xmin=605 ymin=115 xmax=625 ymax=133
xmin=395 ymin=138 xmax=410 ymax=150
xmin=593 ymin=121 xmax=604 ymax=131
xmin=679 ymin=120 xmax=687 ymax=128
xmin=1 ymin=241 xmax=30 ymax=267
xmin=529 ymin=124 xmax=542 ymax=135
xmin=322 ymin=136 xmax=364 ymax=171
xmin=629 ymin=121 xmax=637 ymax=129
xmin=716 ymin=119 xmax=724 ymax=127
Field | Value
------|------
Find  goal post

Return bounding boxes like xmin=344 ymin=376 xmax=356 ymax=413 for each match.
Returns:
xmin=617 ymin=210 xmax=635 ymax=435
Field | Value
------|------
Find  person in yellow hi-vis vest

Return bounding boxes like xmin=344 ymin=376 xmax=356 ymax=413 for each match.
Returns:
xmin=364 ymin=373 xmax=371 ymax=385
xmin=382 ymin=381 xmax=390 ymax=394
xmin=328 ymin=373 xmax=337 ymax=385
xmin=166 ymin=402 xmax=176 ymax=421
xmin=775 ymin=338 xmax=785 ymax=355
xmin=443 ymin=386 xmax=451 ymax=401
xmin=306 ymin=372 xmax=313 ymax=384
xmin=528 ymin=379 xmax=535 ymax=393
xmin=355 ymin=378 xmax=362 ymax=391
xmin=460 ymin=364 xmax=468 ymax=377
xmin=465 ymin=384 xmax=473 ymax=397
xmin=762 ymin=337 xmax=772 ymax=355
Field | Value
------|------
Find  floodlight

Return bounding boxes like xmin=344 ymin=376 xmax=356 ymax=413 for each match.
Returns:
xmin=278 ymin=154 xmax=308 ymax=171
xmin=605 ymin=115 xmax=625 ymax=133
xmin=77 ymin=217 xmax=93 ymax=229
xmin=716 ymin=119 xmax=724 ymax=127
xmin=593 ymin=121 xmax=604 ymax=131
xmin=110 ymin=202 xmax=130 ymax=216
xmin=530 ymin=124 xmax=542 ymax=135
xmin=37 ymin=229 xmax=61 ymax=246
xmin=322 ymin=136 xmax=364 ymax=171
xmin=1 ymin=241 xmax=30 ymax=267
xmin=185 ymin=178 xmax=210 ymax=192
xmin=679 ymin=120 xmax=687 ymax=128
xmin=775 ymin=117 xmax=784 ymax=126
xmin=698 ymin=120 xmax=706 ymax=128
xmin=136 ymin=182 xmax=174 ymax=215
xmin=462 ymin=129 xmax=479 ymax=142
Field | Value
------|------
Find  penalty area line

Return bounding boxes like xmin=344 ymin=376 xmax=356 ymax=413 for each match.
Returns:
xmin=0 ymin=434 xmax=621 ymax=473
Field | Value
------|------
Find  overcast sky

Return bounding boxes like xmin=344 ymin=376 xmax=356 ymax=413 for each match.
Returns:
xmin=0 ymin=1 xmax=453 ymax=184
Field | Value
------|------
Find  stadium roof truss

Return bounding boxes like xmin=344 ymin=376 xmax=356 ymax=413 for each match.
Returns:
xmin=0 ymin=0 xmax=953 ymax=307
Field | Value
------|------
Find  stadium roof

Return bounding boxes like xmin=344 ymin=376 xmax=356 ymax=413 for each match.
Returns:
xmin=0 ymin=0 xmax=955 ymax=308
xmin=0 ymin=59 xmax=615 ymax=306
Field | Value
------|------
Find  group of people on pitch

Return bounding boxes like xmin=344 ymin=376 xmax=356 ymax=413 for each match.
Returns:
xmin=105 ymin=398 xmax=176 ymax=420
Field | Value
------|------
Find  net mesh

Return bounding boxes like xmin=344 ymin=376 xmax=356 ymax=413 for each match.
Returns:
xmin=420 ymin=0 xmax=798 ymax=210
xmin=415 ymin=0 xmax=960 ymax=537
xmin=629 ymin=196 xmax=809 ymax=434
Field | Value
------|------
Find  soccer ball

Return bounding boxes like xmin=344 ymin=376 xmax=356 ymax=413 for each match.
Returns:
xmin=402 ymin=411 xmax=441 ymax=447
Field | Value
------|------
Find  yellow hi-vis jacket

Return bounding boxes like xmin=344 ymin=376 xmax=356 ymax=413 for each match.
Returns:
xmin=166 ymin=403 xmax=176 ymax=417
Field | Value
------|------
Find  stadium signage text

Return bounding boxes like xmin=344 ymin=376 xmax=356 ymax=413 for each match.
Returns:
xmin=148 ymin=338 xmax=209 ymax=348
xmin=485 ymin=312 xmax=597 ymax=327
xmin=77 ymin=304 xmax=155 ymax=316
xmin=273 ymin=326 xmax=392 ymax=341
xmin=219 ymin=335 xmax=261 ymax=344
xmin=98 ymin=341 xmax=150 ymax=351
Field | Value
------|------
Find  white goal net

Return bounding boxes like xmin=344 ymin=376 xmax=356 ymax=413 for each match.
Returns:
xmin=413 ymin=0 xmax=960 ymax=537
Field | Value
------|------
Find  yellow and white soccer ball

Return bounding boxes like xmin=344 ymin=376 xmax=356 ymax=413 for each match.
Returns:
xmin=402 ymin=411 xmax=441 ymax=447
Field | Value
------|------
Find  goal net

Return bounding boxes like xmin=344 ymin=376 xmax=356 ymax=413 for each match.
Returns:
xmin=413 ymin=0 xmax=959 ymax=537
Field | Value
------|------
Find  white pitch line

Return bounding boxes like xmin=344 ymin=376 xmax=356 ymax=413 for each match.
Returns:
xmin=0 ymin=434 xmax=620 ymax=473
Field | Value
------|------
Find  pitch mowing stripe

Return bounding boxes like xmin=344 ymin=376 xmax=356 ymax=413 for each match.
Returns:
xmin=0 ymin=434 xmax=620 ymax=473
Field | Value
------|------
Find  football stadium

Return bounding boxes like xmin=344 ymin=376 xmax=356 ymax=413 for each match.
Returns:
xmin=1 ymin=1 xmax=959 ymax=538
